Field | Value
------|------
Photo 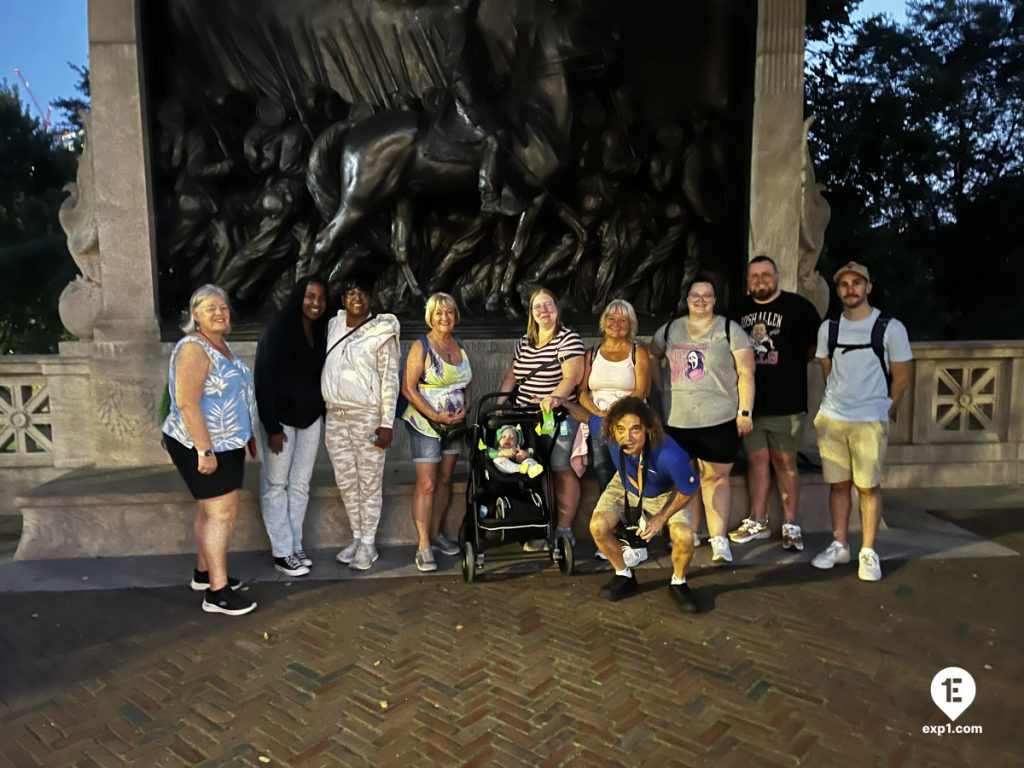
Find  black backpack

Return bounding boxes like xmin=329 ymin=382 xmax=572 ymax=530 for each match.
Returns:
xmin=826 ymin=313 xmax=892 ymax=386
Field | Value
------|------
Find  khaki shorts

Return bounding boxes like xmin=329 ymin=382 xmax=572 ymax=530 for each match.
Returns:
xmin=591 ymin=474 xmax=692 ymax=529
xmin=813 ymin=412 xmax=888 ymax=489
xmin=742 ymin=413 xmax=804 ymax=454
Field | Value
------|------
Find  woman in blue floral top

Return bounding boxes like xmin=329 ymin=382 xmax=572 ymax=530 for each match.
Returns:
xmin=162 ymin=284 xmax=258 ymax=617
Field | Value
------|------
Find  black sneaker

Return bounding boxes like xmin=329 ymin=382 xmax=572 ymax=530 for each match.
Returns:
xmin=667 ymin=583 xmax=700 ymax=614
xmin=598 ymin=574 xmax=638 ymax=602
xmin=273 ymin=554 xmax=310 ymax=577
xmin=202 ymin=587 xmax=257 ymax=616
xmin=190 ymin=569 xmax=242 ymax=592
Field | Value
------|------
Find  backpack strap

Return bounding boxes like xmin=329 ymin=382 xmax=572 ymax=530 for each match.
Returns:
xmin=590 ymin=345 xmax=598 ymax=364
xmin=827 ymin=319 xmax=839 ymax=360
xmin=827 ymin=315 xmax=892 ymax=388
xmin=871 ymin=314 xmax=892 ymax=387
xmin=631 ymin=342 xmax=637 ymax=364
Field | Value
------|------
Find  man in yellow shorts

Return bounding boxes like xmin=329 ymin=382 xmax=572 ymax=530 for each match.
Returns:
xmin=811 ymin=262 xmax=912 ymax=581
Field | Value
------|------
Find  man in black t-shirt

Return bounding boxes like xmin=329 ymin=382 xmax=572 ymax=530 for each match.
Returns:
xmin=728 ymin=256 xmax=821 ymax=551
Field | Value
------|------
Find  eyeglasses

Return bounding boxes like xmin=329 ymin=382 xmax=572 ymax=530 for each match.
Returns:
xmin=532 ymin=301 xmax=556 ymax=312
xmin=687 ymin=293 xmax=714 ymax=302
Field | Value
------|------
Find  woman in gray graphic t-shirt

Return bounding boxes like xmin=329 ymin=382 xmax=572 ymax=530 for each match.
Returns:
xmin=650 ymin=277 xmax=754 ymax=566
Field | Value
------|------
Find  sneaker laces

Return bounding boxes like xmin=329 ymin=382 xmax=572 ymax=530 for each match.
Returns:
xmin=827 ymin=540 xmax=847 ymax=557
xmin=861 ymin=549 xmax=879 ymax=566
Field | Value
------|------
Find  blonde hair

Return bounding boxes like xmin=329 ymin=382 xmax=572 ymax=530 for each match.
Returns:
xmin=181 ymin=284 xmax=231 ymax=334
xmin=424 ymin=292 xmax=460 ymax=328
xmin=598 ymin=299 xmax=638 ymax=341
xmin=526 ymin=288 xmax=562 ymax=348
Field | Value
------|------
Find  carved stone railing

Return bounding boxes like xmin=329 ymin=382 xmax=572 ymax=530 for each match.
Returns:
xmin=0 ymin=357 xmax=54 ymax=467
xmin=883 ymin=342 xmax=1023 ymax=486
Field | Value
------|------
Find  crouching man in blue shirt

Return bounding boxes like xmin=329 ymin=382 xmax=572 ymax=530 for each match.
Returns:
xmin=589 ymin=396 xmax=702 ymax=612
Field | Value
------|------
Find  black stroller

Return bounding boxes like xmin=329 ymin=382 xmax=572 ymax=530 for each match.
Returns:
xmin=459 ymin=391 xmax=575 ymax=581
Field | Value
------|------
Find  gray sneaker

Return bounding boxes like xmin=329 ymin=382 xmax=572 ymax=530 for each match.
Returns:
xmin=349 ymin=542 xmax=379 ymax=571
xmin=811 ymin=540 xmax=851 ymax=569
xmin=431 ymin=533 xmax=460 ymax=556
xmin=335 ymin=541 xmax=358 ymax=564
xmin=728 ymin=517 xmax=770 ymax=543
xmin=415 ymin=548 xmax=438 ymax=572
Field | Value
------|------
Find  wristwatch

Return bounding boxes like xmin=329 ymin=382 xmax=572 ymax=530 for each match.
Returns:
xmin=197 ymin=448 xmax=214 ymax=457
xmin=737 ymin=409 xmax=752 ymax=418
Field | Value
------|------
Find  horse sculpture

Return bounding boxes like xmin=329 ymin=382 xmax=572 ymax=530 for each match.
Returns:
xmin=305 ymin=15 xmax=584 ymax=312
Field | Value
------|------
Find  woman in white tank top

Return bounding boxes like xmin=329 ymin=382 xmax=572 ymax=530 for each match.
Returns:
xmin=577 ymin=300 xmax=651 ymax=487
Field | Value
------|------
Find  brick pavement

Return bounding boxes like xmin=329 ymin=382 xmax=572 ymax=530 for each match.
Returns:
xmin=0 ymin=509 xmax=1021 ymax=767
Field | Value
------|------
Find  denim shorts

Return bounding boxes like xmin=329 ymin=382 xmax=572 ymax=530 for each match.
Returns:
xmin=547 ymin=414 xmax=580 ymax=473
xmin=405 ymin=421 xmax=462 ymax=464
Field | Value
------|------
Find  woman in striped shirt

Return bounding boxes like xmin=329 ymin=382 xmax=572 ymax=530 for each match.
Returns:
xmin=498 ymin=288 xmax=585 ymax=549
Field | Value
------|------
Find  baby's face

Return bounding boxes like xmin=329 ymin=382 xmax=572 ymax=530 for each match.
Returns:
xmin=498 ymin=430 xmax=519 ymax=450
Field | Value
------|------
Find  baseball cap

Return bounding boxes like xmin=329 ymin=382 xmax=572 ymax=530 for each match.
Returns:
xmin=832 ymin=261 xmax=871 ymax=283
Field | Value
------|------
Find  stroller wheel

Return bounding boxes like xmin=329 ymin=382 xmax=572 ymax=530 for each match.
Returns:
xmin=530 ymin=491 xmax=543 ymax=508
xmin=556 ymin=534 xmax=574 ymax=576
xmin=496 ymin=496 xmax=509 ymax=519
xmin=462 ymin=541 xmax=477 ymax=583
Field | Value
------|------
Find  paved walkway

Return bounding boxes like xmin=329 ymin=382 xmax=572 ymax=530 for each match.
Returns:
xmin=0 ymin=503 xmax=1021 ymax=766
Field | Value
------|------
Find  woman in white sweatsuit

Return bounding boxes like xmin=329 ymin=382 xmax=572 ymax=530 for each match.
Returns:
xmin=321 ymin=277 xmax=401 ymax=571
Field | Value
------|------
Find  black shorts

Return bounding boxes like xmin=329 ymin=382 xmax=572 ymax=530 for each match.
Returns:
xmin=163 ymin=433 xmax=245 ymax=500
xmin=667 ymin=421 xmax=740 ymax=464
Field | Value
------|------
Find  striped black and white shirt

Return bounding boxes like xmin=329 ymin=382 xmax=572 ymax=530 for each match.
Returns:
xmin=512 ymin=328 xmax=585 ymax=406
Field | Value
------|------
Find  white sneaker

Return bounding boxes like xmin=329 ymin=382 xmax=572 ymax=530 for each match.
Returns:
xmin=858 ymin=548 xmax=882 ymax=581
xmin=709 ymin=536 xmax=733 ymax=563
xmin=781 ymin=522 xmax=804 ymax=551
xmin=415 ymin=547 xmax=438 ymax=572
xmin=692 ymin=532 xmax=701 ymax=548
xmin=811 ymin=540 xmax=851 ymax=570
xmin=335 ymin=541 xmax=359 ymax=564
xmin=349 ymin=542 xmax=379 ymax=571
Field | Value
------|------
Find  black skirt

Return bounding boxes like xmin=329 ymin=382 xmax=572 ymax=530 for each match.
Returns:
xmin=163 ymin=433 xmax=246 ymax=500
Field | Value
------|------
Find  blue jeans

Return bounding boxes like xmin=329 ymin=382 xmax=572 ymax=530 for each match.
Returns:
xmin=258 ymin=419 xmax=322 ymax=557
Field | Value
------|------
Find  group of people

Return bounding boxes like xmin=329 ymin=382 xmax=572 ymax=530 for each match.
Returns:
xmin=160 ymin=256 xmax=911 ymax=617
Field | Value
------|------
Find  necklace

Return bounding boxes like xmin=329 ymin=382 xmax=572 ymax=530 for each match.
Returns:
xmin=685 ymin=314 xmax=715 ymax=339
xmin=197 ymin=331 xmax=232 ymax=359
xmin=428 ymin=332 xmax=461 ymax=364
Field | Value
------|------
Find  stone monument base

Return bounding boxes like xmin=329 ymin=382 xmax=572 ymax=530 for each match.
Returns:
xmin=14 ymin=460 xmax=853 ymax=560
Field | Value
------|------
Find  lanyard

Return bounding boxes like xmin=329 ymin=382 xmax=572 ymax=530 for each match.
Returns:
xmin=618 ymin=445 xmax=648 ymax=525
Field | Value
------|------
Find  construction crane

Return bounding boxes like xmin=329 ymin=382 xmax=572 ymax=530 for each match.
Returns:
xmin=13 ymin=67 xmax=53 ymax=132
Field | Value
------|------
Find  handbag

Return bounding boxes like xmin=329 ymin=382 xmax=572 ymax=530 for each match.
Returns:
xmin=425 ymin=415 xmax=469 ymax=442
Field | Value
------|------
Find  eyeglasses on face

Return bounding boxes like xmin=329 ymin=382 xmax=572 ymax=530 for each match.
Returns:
xmin=687 ymin=293 xmax=714 ymax=302
xmin=532 ymin=300 xmax=556 ymax=312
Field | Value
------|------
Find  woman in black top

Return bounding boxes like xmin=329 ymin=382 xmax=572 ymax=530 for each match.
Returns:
xmin=254 ymin=276 xmax=329 ymax=577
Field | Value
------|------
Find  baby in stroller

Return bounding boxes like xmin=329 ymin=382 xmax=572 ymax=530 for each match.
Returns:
xmin=488 ymin=425 xmax=545 ymax=479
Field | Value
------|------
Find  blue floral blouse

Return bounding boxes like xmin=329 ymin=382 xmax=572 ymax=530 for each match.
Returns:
xmin=161 ymin=335 xmax=256 ymax=451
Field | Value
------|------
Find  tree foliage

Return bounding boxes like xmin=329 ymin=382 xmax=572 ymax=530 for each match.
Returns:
xmin=0 ymin=81 xmax=79 ymax=354
xmin=806 ymin=0 xmax=1024 ymax=339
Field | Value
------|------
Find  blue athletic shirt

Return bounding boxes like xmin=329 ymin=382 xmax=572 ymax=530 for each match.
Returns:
xmin=606 ymin=436 xmax=699 ymax=498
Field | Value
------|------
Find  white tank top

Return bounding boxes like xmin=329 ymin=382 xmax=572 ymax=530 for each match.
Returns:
xmin=588 ymin=347 xmax=636 ymax=411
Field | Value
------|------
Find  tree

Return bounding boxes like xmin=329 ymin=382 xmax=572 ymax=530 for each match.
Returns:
xmin=805 ymin=0 xmax=1024 ymax=339
xmin=0 ymin=82 xmax=78 ymax=354
xmin=51 ymin=63 xmax=90 ymax=136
